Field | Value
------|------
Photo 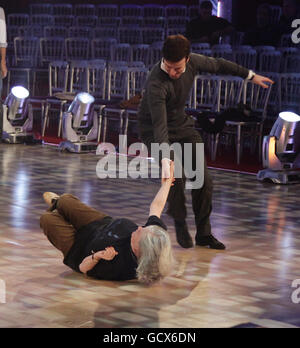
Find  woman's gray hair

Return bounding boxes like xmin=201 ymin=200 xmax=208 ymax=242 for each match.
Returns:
xmin=136 ymin=225 xmax=174 ymax=284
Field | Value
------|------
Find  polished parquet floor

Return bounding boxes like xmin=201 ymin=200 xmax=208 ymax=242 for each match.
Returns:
xmin=0 ymin=143 xmax=300 ymax=328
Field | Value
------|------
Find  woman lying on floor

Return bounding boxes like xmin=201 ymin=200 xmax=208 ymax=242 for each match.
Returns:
xmin=40 ymin=160 xmax=175 ymax=284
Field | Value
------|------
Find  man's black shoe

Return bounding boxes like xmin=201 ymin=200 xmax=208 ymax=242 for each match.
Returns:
xmin=175 ymin=220 xmax=193 ymax=248
xmin=196 ymin=235 xmax=226 ymax=250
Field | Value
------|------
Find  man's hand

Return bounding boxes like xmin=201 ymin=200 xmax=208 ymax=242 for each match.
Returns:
xmin=1 ymin=60 xmax=7 ymax=79
xmin=149 ymin=160 xmax=175 ymax=218
xmin=252 ymin=74 xmax=274 ymax=89
xmin=161 ymin=159 xmax=175 ymax=186
xmin=95 ymin=247 xmax=118 ymax=261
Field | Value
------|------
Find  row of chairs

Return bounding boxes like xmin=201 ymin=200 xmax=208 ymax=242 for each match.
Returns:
xmin=8 ymin=37 xmax=300 ymax=93
xmin=22 ymin=4 xmax=199 ymax=19
xmin=8 ymin=14 xmax=190 ymax=28
xmin=193 ymin=71 xmax=300 ymax=115
xmin=6 ymin=38 xmax=164 ymax=94
xmin=10 ymin=37 xmax=162 ymax=68
xmin=191 ymin=45 xmax=300 ymax=73
xmin=7 ymin=25 xmax=177 ymax=45
xmin=41 ymin=60 xmax=148 ymax=140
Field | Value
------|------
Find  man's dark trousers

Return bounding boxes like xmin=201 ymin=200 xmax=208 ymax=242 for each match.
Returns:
xmin=143 ymin=127 xmax=213 ymax=241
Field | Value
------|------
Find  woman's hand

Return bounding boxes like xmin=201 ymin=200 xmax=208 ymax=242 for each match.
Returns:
xmin=95 ymin=247 xmax=118 ymax=261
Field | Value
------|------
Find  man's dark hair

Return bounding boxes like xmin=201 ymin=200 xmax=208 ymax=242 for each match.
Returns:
xmin=200 ymin=1 xmax=213 ymax=10
xmin=162 ymin=35 xmax=191 ymax=62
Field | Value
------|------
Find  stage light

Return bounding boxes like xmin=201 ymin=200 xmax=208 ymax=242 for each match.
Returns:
xmin=257 ymin=111 xmax=300 ymax=184
xmin=68 ymin=92 xmax=95 ymax=130
xmin=2 ymin=86 xmax=34 ymax=143
xmin=60 ymin=92 xmax=99 ymax=153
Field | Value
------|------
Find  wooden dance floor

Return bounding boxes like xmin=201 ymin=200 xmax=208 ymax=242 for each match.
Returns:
xmin=0 ymin=143 xmax=300 ymax=328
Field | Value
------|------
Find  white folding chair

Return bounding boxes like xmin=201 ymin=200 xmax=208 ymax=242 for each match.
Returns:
xmin=123 ymin=67 xmax=149 ymax=138
xmin=279 ymin=73 xmax=300 ymax=113
xmin=53 ymin=4 xmax=73 ymax=16
xmin=87 ymin=60 xmax=107 ymax=142
xmin=8 ymin=14 xmax=29 ymax=27
xmin=148 ymin=41 xmax=163 ymax=68
xmin=166 ymin=16 xmax=189 ymax=29
xmin=120 ymin=5 xmax=143 ymax=18
xmin=30 ymin=14 xmax=54 ymax=27
xmin=39 ymin=37 xmax=65 ymax=67
xmin=121 ymin=16 xmax=143 ymax=27
xmin=101 ymin=64 xmax=130 ymax=142
xmin=73 ymin=4 xmax=95 ymax=16
xmin=190 ymin=74 xmax=220 ymax=157
xmin=232 ymin=47 xmax=257 ymax=70
xmin=131 ymin=45 xmax=150 ymax=66
xmin=110 ymin=43 xmax=132 ymax=62
xmin=212 ymin=76 xmax=245 ymax=163
xmin=143 ymin=5 xmax=165 ymax=18
xmin=278 ymin=47 xmax=299 ymax=72
xmin=96 ymin=5 xmax=119 ymax=18
xmin=118 ymin=27 xmax=143 ymax=45
xmin=67 ymin=26 xmax=92 ymax=39
xmin=211 ymin=47 xmax=233 ymax=60
xmin=91 ymin=38 xmax=117 ymax=60
xmin=54 ymin=15 xmax=74 ymax=27
xmin=258 ymin=50 xmax=281 ymax=73
xmin=30 ymin=3 xmax=53 ymax=15
xmin=74 ymin=15 xmax=98 ymax=28
xmin=142 ymin=27 xmax=165 ymax=45
xmin=44 ymin=26 xmax=66 ymax=38
xmin=65 ymin=38 xmax=90 ymax=61
xmin=42 ymin=60 xmax=70 ymax=137
xmin=8 ymin=36 xmax=39 ymax=93
xmin=143 ymin=17 xmax=165 ymax=28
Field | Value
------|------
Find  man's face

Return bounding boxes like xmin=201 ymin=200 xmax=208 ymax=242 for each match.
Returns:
xmin=161 ymin=57 xmax=189 ymax=79
xmin=199 ymin=7 xmax=212 ymax=21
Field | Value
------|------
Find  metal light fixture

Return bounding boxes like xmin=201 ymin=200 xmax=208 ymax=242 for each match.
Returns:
xmin=2 ymin=86 xmax=33 ymax=143
xmin=60 ymin=92 xmax=99 ymax=153
xmin=257 ymin=111 xmax=300 ymax=184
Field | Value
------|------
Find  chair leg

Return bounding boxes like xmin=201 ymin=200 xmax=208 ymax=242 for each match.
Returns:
xmin=123 ymin=111 xmax=129 ymax=136
xmin=57 ymin=109 xmax=63 ymax=138
xmin=57 ymin=102 xmax=67 ymax=137
xmin=212 ymin=133 xmax=219 ymax=162
xmin=7 ymin=71 xmax=11 ymax=95
xmin=97 ymin=105 xmax=105 ymax=143
xmin=237 ymin=124 xmax=242 ymax=165
xmin=97 ymin=114 xmax=103 ymax=143
xmin=42 ymin=103 xmax=49 ymax=137
xmin=258 ymin=124 xmax=263 ymax=163
xmin=103 ymin=116 xmax=107 ymax=143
